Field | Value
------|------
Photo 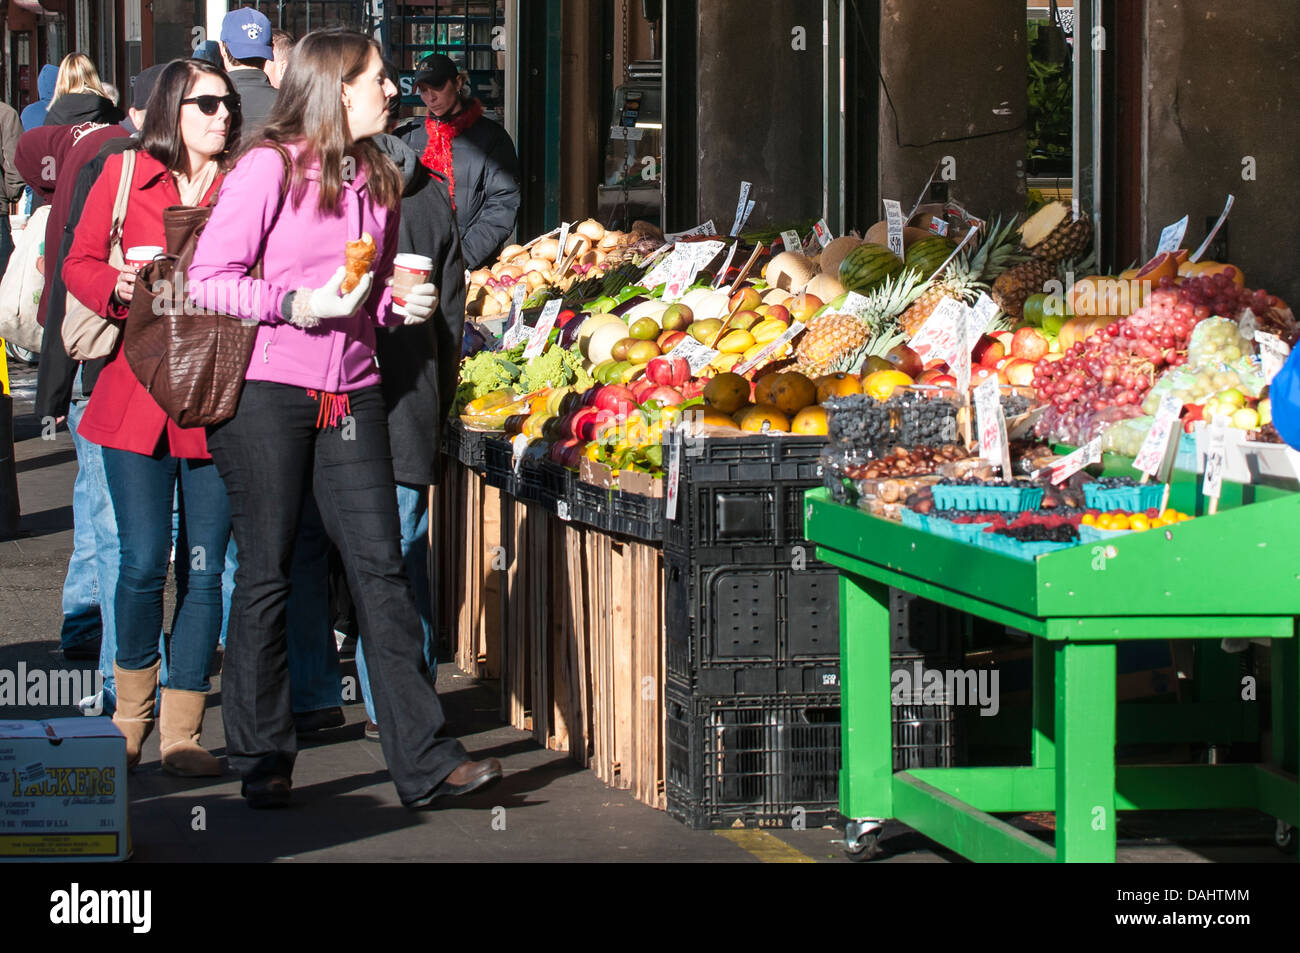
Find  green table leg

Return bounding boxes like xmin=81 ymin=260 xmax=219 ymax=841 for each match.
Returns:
xmin=1054 ymin=641 xmax=1117 ymax=862
xmin=839 ymin=571 xmax=892 ymax=821
xmin=1033 ymin=638 xmax=1055 ymax=768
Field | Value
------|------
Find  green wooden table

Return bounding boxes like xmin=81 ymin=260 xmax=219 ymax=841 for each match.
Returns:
xmin=804 ymin=483 xmax=1300 ymax=862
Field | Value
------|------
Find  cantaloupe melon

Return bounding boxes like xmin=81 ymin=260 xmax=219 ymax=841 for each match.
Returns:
xmin=804 ymin=272 xmax=845 ymax=303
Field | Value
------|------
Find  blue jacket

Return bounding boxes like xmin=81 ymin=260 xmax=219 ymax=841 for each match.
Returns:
xmin=1269 ymin=347 xmax=1300 ymax=450
xmin=20 ymin=65 xmax=58 ymax=131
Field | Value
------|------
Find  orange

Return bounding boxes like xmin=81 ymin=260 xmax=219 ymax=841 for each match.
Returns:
xmin=863 ymin=369 xmax=914 ymax=401
xmin=1129 ymin=514 xmax=1150 ymax=532
xmin=737 ymin=404 xmax=790 ymax=433
xmin=1160 ymin=508 xmax=1179 ymax=522
xmin=1177 ymin=512 xmax=1193 ymax=522
xmin=790 ymin=406 xmax=828 ymax=435
xmin=1149 ymin=517 xmax=1168 ymax=529
xmin=1109 ymin=512 xmax=1130 ymax=530
xmin=815 ymin=372 xmax=863 ymax=402
xmin=1096 ymin=514 xmax=1114 ymax=531
xmin=1080 ymin=513 xmax=1096 ymax=527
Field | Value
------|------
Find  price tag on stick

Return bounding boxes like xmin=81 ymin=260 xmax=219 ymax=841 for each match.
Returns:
xmin=729 ymin=182 xmax=753 ymax=236
xmin=712 ymin=242 xmax=739 ymax=289
xmin=1202 ymin=422 xmax=1227 ymax=514
xmin=665 ymin=427 xmax=683 ymax=521
xmin=669 ymin=337 xmax=721 ymax=375
xmin=974 ymin=377 xmax=1005 ymax=474
xmin=952 ymin=307 xmax=971 ymax=395
xmin=1155 ymin=215 xmax=1189 ymax=255
xmin=1134 ymin=394 xmax=1184 ymax=478
xmin=523 ymin=299 xmax=562 ymax=359
xmin=811 ymin=218 xmax=832 ymax=248
xmin=1255 ymin=331 xmax=1290 ymax=383
xmin=1190 ymin=195 xmax=1234 ymax=263
xmin=733 ymin=321 xmax=807 ymax=376
xmin=883 ymin=199 xmax=905 ymax=257
xmin=501 ymin=283 xmax=528 ymax=349
xmin=780 ymin=229 xmax=802 ymax=254
xmin=1050 ymin=436 xmax=1103 ymax=486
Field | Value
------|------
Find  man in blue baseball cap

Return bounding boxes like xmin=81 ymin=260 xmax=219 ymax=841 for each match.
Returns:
xmin=219 ymin=6 xmax=278 ymax=133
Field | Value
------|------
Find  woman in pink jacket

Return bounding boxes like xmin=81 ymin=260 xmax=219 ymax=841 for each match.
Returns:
xmin=187 ymin=29 xmax=500 ymax=809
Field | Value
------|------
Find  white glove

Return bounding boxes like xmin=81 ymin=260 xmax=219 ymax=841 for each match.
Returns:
xmin=289 ymin=266 xmax=373 ymax=328
xmin=400 ymin=281 xmax=438 ymax=325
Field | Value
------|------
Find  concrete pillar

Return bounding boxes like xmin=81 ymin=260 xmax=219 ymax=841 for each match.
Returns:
xmin=687 ymin=0 xmax=824 ymax=232
xmin=1142 ymin=0 xmax=1300 ymax=304
xmin=876 ymin=0 xmax=1027 ymax=226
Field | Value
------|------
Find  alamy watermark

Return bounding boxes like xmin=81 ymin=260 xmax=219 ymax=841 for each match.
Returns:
xmin=890 ymin=661 xmax=1000 ymax=717
xmin=0 ymin=664 xmax=105 ymax=715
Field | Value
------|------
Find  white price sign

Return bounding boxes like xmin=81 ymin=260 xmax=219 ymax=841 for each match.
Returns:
xmin=500 ymin=283 xmax=529 ymax=349
xmin=811 ymin=219 xmax=832 ymax=248
xmin=664 ymin=220 xmax=717 ymax=242
xmin=662 ymin=253 xmax=698 ymax=303
xmin=952 ymin=310 xmax=971 ymax=396
xmin=665 ymin=427 xmax=683 ymax=521
xmin=733 ymin=321 xmax=806 ymax=376
xmin=974 ymin=376 xmax=1004 ymax=466
xmin=969 ymin=293 xmax=999 ymax=342
xmin=883 ymin=199 xmax=905 ymax=257
xmin=908 ymin=296 xmax=967 ymax=367
xmin=839 ymin=291 xmax=871 ymax=318
xmin=1155 ymin=215 xmax=1188 ymax=255
xmin=712 ymin=242 xmax=739 ymax=289
xmin=669 ymin=337 xmax=721 ymax=375
xmin=1190 ymin=194 xmax=1234 ymax=263
xmin=641 ymin=244 xmax=680 ymax=288
xmin=511 ymin=432 xmax=530 ymax=476
xmin=1255 ymin=331 xmax=1290 ymax=383
xmin=556 ymin=221 xmax=571 ymax=261
xmin=523 ymin=299 xmax=562 ymax=359
xmin=1133 ymin=394 xmax=1184 ymax=476
xmin=780 ymin=229 xmax=802 ymax=254
xmin=1050 ymin=436 xmax=1103 ymax=485
xmin=1202 ymin=422 xmax=1227 ymax=501
xmin=729 ymin=182 xmax=753 ymax=236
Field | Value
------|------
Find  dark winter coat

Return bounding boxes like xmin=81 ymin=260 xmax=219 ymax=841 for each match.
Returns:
xmin=228 ymin=68 xmax=278 ymax=135
xmin=34 ymin=135 xmax=135 ymax=420
xmin=395 ymin=110 xmax=519 ymax=270
xmin=44 ymin=92 xmax=124 ymax=129
xmin=371 ymin=133 xmax=467 ymax=486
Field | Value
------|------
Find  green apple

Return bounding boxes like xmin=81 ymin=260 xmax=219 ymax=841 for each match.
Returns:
xmin=1259 ymin=398 xmax=1273 ymax=427
xmin=1217 ymin=388 xmax=1247 ymax=410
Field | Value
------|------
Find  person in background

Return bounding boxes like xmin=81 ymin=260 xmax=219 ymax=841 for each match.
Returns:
xmin=45 ymin=52 xmax=115 ymax=125
xmin=193 ymin=41 xmax=223 ymax=67
xmin=267 ymin=29 xmax=295 ymax=88
xmin=396 ymin=53 xmax=519 ymax=270
xmin=219 ymin=7 xmax=278 ymax=133
xmin=353 ymin=64 xmax=467 ymax=740
xmin=0 ymin=100 xmax=24 ymax=277
xmin=32 ymin=63 xmax=166 ymax=704
xmin=102 ymin=84 xmax=120 ymax=107
xmin=187 ymin=29 xmax=500 ymax=809
xmin=64 ymin=58 xmax=239 ymax=775
xmin=20 ymin=64 xmax=58 ymax=130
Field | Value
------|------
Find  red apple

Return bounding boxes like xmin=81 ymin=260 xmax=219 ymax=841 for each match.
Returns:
xmin=885 ymin=344 xmax=923 ymax=379
xmin=917 ymin=368 xmax=947 ymax=385
xmin=1002 ymin=358 xmax=1037 ymax=387
xmin=680 ymin=379 xmax=707 ymax=400
xmin=645 ymin=386 xmax=686 ymax=406
xmin=647 ymin=355 xmax=691 ymax=387
xmin=630 ymin=379 xmax=659 ymax=403
xmin=765 ymin=304 xmax=792 ymax=324
xmin=594 ymin=384 xmax=637 ymax=415
xmin=972 ymin=334 xmax=1006 ymax=367
xmin=927 ymin=373 xmax=958 ymax=387
xmin=1010 ymin=327 xmax=1049 ymax=362
xmin=971 ymin=366 xmax=998 ymax=387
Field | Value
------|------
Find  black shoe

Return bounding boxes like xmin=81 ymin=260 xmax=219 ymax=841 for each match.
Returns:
xmin=364 ymin=720 xmax=380 ymax=742
xmin=336 ymin=631 xmax=357 ymax=660
xmin=407 ymin=759 xmax=503 ymax=809
xmin=293 ymin=707 xmax=345 ymax=734
xmin=63 ymin=639 xmax=102 ymax=662
xmin=208 ymin=645 xmax=224 ymax=678
xmin=241 ymin=776 xmax=292 ymax=809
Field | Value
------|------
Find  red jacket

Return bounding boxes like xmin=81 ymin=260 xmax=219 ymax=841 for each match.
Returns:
xmin=65 ymin=149 xmax=223 ymax=459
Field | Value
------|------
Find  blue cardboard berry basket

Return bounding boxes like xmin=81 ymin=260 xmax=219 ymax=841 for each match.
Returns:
xmin=933 ymin=484 xmax=1044 ymax=513
xmin=1083 ymin=483 xmax=1163 ymax=512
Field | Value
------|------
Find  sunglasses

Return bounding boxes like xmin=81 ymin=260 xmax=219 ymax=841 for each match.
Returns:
xmin=181 ymin=94 xmax=240 ymax=116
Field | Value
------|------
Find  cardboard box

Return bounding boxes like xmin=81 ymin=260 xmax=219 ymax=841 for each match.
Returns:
xmin=0 ymin=719 xmax=129 ymax=862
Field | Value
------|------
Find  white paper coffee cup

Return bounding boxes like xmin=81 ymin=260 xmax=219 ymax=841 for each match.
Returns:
xmin=392 ymin=253 xmax=434 ymax=314
xmin=125 ymin=245 xmax=164 ymax=271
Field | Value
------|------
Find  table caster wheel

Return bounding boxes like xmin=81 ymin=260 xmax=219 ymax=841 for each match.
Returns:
xmin=846 ymin=832 xmax=884 ymax=862
xmin=1275 ymin=820 xmax=1296 ymax=854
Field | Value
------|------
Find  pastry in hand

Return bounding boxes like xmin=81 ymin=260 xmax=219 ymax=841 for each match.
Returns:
xmin=341 ymin=232 xmax=376 ymax=293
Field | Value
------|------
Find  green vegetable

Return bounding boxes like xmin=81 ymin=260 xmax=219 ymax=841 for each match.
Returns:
xmin=453 ymin=344 xmax=527 ymax=414
xmin=518 ymin=344 xmax=593 ymax=395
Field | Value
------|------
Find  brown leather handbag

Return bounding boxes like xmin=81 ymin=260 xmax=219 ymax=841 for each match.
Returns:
xmin=124 ymin=149 xmax=290 ymax=429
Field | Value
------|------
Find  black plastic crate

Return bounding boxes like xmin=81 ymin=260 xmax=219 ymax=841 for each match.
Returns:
xmin=677 ymin=434 xmax=828 ymax=483
xmin=665 ymin=480 xmax=819 ymax=559
xmin=664 ymin=553 xmax=840 ymax=693
xmin=443 ymin=421 xmax=487 ymax=471
xmin=570 ymin=478 xmax=665 ymax=542
xmin=893 ymin=703 xmax=960 ymax=769
xmin=889 ymin=589 xmax=968 ymax=661
xmin=665 ymin=689 xmax=842 ymax=829
xmin=482 ymin=435 xmax=518 ymax=496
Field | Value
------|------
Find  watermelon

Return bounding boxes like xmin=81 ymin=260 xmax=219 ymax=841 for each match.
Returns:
xmin=838 ymin=242 xmax=904 ymax=294
xmin=904 ymin=235 xmax=957 ymax=278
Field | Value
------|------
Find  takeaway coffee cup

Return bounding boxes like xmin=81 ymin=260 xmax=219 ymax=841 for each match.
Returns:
xmin=392 ymin=253 xmax=434 ymax=315
xmin=125 ymin=245 xmax=164 ymax=272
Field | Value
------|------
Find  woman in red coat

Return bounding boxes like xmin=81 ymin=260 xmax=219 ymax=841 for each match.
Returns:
xmin=65 ymin=58 xmax=240 ymax=777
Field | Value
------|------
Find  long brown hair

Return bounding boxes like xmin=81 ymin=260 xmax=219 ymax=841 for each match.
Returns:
xmin=238 ymin=29 xmax=401 ymax=214
xmin=139 ymin=59 xmax=242 ymax=175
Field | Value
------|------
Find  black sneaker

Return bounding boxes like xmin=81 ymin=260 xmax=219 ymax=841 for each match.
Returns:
xmin=293 ymin=707 xmax=346 ymax=734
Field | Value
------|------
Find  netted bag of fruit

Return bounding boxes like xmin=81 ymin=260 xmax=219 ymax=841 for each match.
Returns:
xmin=1101 ymin=416 xmax=1153 ymax=457
xmin=1140 ymin=366 xmax=1200 ymax=415
xmin=1188 ymin=318 xmax=1252 ymax=371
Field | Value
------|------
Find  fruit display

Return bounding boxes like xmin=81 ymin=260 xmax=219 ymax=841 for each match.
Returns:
xmin=990 ymin=202 xmax=1093 ymax=319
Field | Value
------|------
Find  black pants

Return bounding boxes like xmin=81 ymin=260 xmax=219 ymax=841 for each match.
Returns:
xmin=206 ymin=382 xmax=467 ymax=803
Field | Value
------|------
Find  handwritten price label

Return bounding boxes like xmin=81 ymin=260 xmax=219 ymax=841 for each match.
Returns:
xmin=839 ymin=291 xmax=871 ymax=318
xmin=908 ymin=296 xmax=967 ymax=366
xmin=664 ymin=220 xmax=716 ymax=242
xmin=712 ymin=242 xmax=739 ymax=289
xmin=665 ymin=427 xmax=683 ymax=521
xmin=781 ymin=229 xmax=802 ymax=254
xmin=883 ymin=199 xmax=905 ymax=257
xmin=969 ymin=292 xmax=999 ymax=340
xmin=662 ymin=252 xmax=698 ymax=303
xmin=730 ymin=182 xmax=753 ymax=236
xmin=1050 ymin=436 xmax=1102 ymax=485
xmin=523 ymin=299 xmax=562 ymax=359
xmin=641 ymin=244 xmax=681 ymax=288
xmin=500 ymin=283 xmax=529 ymax=349
xmin=669 ymin=336 xmax=721 ymax=375
xmin=1155 ymin=215 xmax=1188 ymax=255
xmin=1190 ymin=195 xmax=1234 ymax=263
xmin=1202 ymin=422 xmax=1227 ymax=501
xmin=733 ymin=321 xmax=806 ymax=376
xmin=974 ymin=377 xmax=1003 ymax=466
xmin=1133 ymin=394 xmax=1184 ymax=476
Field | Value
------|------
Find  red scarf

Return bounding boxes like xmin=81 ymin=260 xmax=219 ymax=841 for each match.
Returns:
xmin=419 ymin=98 xmax=483 ymax=209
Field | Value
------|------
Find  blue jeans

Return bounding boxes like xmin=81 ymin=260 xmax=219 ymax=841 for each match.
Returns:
xmin=102 ymin=447 xmax=230 ymax=693
xmin=60 ymin=398 xmax=104 ymax=650
xmin=220 ymin=495 xmax=342 ymax=713
xmin=357 ymin=482 xmax=434 ymax=723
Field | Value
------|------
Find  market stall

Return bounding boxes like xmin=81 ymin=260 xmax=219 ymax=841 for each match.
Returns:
xmin=438 ymin=204 xmax=1299 ymax=841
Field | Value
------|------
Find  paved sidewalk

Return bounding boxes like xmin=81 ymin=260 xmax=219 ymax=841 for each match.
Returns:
xmin=0 ymin=363 xmax=1289 ymax=863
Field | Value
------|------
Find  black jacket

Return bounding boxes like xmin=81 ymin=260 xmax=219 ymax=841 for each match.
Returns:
xmin=44 ymin=92 xmax=123 ymax=128
xmin=228 ymin=69 xmax=278 ymax=136
xmin=34 ymin=135 xmax=134 ymax=420
xmin=372 ymin=134 xmax=467 ymax=486
xmin=395 ymin=109 xmax=520 ymax=270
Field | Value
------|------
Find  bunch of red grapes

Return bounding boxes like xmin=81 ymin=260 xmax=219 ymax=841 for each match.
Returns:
xmin=1033 ymin=269 xmax=1261 ymax=444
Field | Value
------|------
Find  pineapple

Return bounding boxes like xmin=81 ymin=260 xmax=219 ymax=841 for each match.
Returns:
xmin=794 ymin=270 xmax=928 ymax=376
xmin=899 ymin=217 xmax=1021 ymax=336
xmin=1031 ymin=216 xmax=1093 ymax=261
xmin=991 ymin=258 xmax=1056 ymax=319
xmin=991 ymin=206 xmax=1095 ymax=319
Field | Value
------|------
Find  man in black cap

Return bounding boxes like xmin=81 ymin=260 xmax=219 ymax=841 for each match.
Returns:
xmin=395 ymin=53 xmax=519 ymax=270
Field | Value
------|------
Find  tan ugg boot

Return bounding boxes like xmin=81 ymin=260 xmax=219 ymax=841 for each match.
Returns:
xmin=158 ymin=688 xmax=222 ymax=777
xmin=112 ymin=661 xmax=160 ymax=770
